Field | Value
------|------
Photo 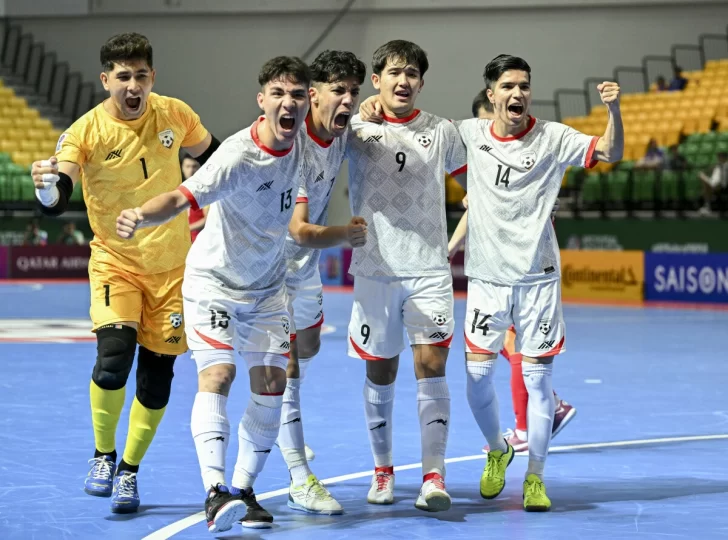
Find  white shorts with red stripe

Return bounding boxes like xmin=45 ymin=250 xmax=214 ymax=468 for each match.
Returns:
xmin=464 ymin=277 xmax=566 ymax=359
xmin=348 ymin=274 xmax=454 ymax=361
xmin=286 ymin=270 xmax=324 ymax=338
xmin=183 ymin=276 xmax=291 ymax=357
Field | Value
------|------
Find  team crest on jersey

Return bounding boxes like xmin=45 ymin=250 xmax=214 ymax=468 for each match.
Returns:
xmin=56 ymin=133 xmax=67 ymax=153
xmin=416 ymin=131 xmax=432 ymax=148
xmin=539 ymin=318 xmax=551 ymax=335
xmin=158 ymin=129 xmax=175 ymax=148
xmin=169 ymin=312 xmax=183 ymax=329
xmin=431 ymin=311 xmax=448 ymax=326
xmin=281 ymin=316 xmax=290 ymax=334
xmin=520 ymin=150 xmax=537 ymax=170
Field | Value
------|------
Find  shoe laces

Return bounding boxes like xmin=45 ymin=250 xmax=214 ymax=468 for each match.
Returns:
xmin=527 ymin=477 xmax=546 ymax=497
xmin=88 ymin=457 xmax=113 ymax=480
xmin=116 ymin=473 xmax=137 ymax=498
xmin=429 ymin=476 xmax=445 ymax=490
xmin=375 ymin=472 xmax=393 ymax=492
xmin=305 ymin=479 xmax=333 ymax=501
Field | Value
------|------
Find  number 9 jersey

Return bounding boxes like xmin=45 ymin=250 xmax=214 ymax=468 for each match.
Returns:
xmin=55 ymin=92 xmax=209 ymax=275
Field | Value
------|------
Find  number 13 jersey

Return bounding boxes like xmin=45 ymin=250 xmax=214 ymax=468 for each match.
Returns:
xmin=346 ymin=110 xmax=467 ymax=278
xmin=455 ymin=116 xmax=598 ymax=286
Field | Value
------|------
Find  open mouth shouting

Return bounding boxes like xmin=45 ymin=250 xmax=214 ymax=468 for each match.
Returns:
xmin=394 ymin=88 xmax=411 ymax=102
xmin=333 ymin=112 xmax=350 ymax=129
xmin=279 ymin=114 xmax=296 ymax=134
xmin=125 ymin=96 xmax=142 ymax=113
xmin=507 ymin=101 xmax=525 ymax=120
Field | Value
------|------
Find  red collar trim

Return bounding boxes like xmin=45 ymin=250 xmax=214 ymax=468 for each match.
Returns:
xmin=490 ymin=116 xmax=536 ymax=142
xmin=382 ymin=109 xmax=420 ymax=124
xmin=306 ymin=115 xmax=333 ymax=148
xmin=252 ymin=116 xmax=293 ymax=157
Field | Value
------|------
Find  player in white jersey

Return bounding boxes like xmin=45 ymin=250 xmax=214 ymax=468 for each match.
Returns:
xmin=454 ymin=55 xmax=623 ymax=511
xmin=115 ymin=57 xmax=311 ymax=533
xmin=278 ymin=50 xmax=368 ymax=515
xmin=346 ymin=40 xmax=467 ymax=512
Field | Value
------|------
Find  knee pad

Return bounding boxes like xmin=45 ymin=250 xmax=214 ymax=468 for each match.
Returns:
xmin=135 ymin=346 xmax=176 ymax=410
xmin=193 ymin=349 xmax=236 ymax=374
xmin=92 ymin=325 xmax=138 ymax=390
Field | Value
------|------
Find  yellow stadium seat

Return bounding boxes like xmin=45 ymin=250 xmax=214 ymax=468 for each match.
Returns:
xmin=7 ymin=96 xmax=27 ymax=109
xmin=0 ymin=117 xmax=12 ymax=129
xmin=0 ymin=140 xmax=20 ymax=153
xmin=12 ymin=118 xmax=33 ymax=129
xmin=717 ymin=117 xmax=728 ymax=131
xmin=20 ymin=140 xmax=41 ymax=152
xmin=33 ymin=118 xmax=53 ymax=130
xmin=1 ymin=106 xmax=20 ymax=118
xmin=42 ymin=140 xmax=58 ymax=155
xmin=25 ymin=129 xmax=46 ymax=141
xmin=0 ymin=87 xmax=13 ymax=99
xmin=20 ymin=108 xmax=40 ymax=119
xmin=10 ymin=151 xmax=33 ymax=167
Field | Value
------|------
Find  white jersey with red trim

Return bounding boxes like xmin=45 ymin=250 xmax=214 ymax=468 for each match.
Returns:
xmin=455 ymin=116 xmax=598 ymax=286
xmin=179 ymin=117 xmax=306 ymax=295
xmin=346 ymin=109 xmax=467 ymax=278
xmin=285 ymin=122 xmax=348 ymax=286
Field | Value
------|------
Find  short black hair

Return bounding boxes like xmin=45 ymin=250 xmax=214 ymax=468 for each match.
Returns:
xmin=100 ymin=33 xmax=153 ymax=72
xmin=483 ymin=54 xmax=531 ymax=90
xmin=471 ymin=89 xmax=493 ymax=117
xmin=258 ymin=56 xmax=311 ymax=87
xmin=310 ymin=50 xmax=366 ymax=85
xmin=372 ymin=40 xmax=429 ymax=77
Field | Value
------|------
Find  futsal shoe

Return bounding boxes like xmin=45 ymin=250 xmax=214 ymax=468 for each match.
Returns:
xmin=84 ymin=456 xmax=116 ymax=497
xmin=237 ymin=487 xmax=274 ymax=529
xmin=523 ymin=474 xmax=551 ymax=512
xmin=367 ymin=466 xmax=395 ymax=505
xmin=552 ymin=398 xmax=577 ymax=438
xmin=288 ymin=474 xmax=344 ymax=515
xmin=414 ymin=472 xmax=451 ymax=512
xmin=110 ymin=471 xmax=140 ymax=514
xmin=480 ymin=442 xmax=514 ymax=499
xmin=205 ymin=485 xmax=247 ymax=533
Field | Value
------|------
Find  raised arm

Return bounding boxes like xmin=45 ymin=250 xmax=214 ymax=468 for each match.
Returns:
xmin=592 ymin=81 xmax=624 ymax=163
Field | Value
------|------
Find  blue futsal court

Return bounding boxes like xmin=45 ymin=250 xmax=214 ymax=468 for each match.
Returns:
xmin=1 ymin=282 xmax=728 ymax=539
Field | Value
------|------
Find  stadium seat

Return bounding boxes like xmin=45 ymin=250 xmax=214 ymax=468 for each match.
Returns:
xmin=633 ymin=169 xmax=656 ymax=203
xmin=659 ymin=170 xmax=679 ymax=203
xmin=607 ymin=170 xmax=630 ymax=205
xmin=684 ymin=171 xmax=704 ymax=204
xmin=581 ymin=174 xmax=602 ymax=206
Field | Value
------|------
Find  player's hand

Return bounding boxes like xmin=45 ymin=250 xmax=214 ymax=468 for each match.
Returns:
xmin=462 ymin=195 xmax=469 ymax=209
xmin=31 ymin=157 xmax=59 ymax=190
xmin=359 ymin=96 xmax=384 ymax=124
xmin=347 ymin=216 xmax=368 ymax=247
xmin=116 ymin=208 xmax=144 ymax=239
xmin=597 ymin=81 xmax=620 ymax=109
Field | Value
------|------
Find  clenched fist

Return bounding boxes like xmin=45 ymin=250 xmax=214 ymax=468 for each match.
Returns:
xmin=116 ymin=208 xmax=144 ymax=239
xmin=346 ymin=216 xmax=368 ymax=248
xmin=31 ymin=156 xmax=59 ymax=190
xmin=597 ymin=81 xmax=620 ymax=109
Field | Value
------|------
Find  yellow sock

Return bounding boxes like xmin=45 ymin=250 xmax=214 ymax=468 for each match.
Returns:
xmin=89 ymin=380 xmax=126 ymax=454
xmin=122 ymin=397 xmax=166 ymax=466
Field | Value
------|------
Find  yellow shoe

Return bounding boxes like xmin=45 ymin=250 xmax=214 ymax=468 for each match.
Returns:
xmin=523 ymin=474 xmax=551 ymax=512
xmin=479 ymin=442 xmax=514 ymax=499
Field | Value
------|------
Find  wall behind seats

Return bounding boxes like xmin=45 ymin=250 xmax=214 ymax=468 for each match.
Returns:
xmin=15 ymin=3 xmax=728 ymax=225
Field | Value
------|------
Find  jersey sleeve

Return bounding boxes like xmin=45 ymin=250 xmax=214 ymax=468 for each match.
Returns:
xmin=443 ymin=121 xmax=468 ymax=176
xmin=177 ymin=140 xmax=243 ymax=210
xmin=171 ymin=98 xmax=209 ymax=148
xmin=558 ymin=124 xmax=599 ymax=169
xmin=296 ymin=182 xmax=309 ymax=204
xmin=54 ymin=123 xmax=87 ymax=166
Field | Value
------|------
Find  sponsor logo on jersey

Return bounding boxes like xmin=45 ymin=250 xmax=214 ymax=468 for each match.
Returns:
xmin=158 ymin=129 xmax=175 ymax=148
xmin=165 ymin=336 xmax=181 ymax=344
xmin=416 ymin=131 xmax=432 ymax=148
xmin=429 ymin=331 xmax=449 ymax=340
xmin=479 ymin=144 xmax=492 ymax=152
xmin=280 ymin=341 xmax=290 ymax=350
xmin=56 ymin=133 xmax=68 ymax=153
xmin=169 ymin=312 xmax=183 ymax=328
xmin=520 ymin=150 xmax=537 ymax=170
xmin=538 ymin=339 xmax=556 ymax=350
xmin=315 ymin=171 xmax=325 ymax=183
xmin=364 ymin=135 xmax=383 ymax=143
xmin=431 ymin=311 xmax=448 ymax=325
xmin=256 ymin=180 xmax=274 ymax=192
xmin=105 ymin=149 xmax=122 ymax=161
xmin=539 ymin=318 xmax=552 ymax=335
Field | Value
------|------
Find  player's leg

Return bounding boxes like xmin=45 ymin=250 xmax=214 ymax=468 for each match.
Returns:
xmin=499 ymin=329 xmax=530 ymax=452
xmin=279 ymin=285 xmax=342 ymax=515
xmin=463 ymin=278 xmax=515 ymax=500
xmin=348 ymin=276 xmax=405 ymax=505
xmin=403 ymin=274 xmax=454 ymax=512
xmin=86 ymin=263 xmax=142 ymax=498
xmin=184 ymin=280 xmax=248 ymax=533
xmin=515 ymin=280 xmax=566 ymax=512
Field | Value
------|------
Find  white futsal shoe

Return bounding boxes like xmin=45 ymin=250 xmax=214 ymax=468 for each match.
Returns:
xmin=367 ymin=466 xmax=395 ymax=505
xmin=414 ymin=473 xmax=451 ymax=512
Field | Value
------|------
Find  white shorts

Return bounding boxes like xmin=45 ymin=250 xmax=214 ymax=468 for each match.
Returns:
xmin=348 ymin=274 xmax=454 ymax=361
xmin=287 ymin=271 xmax=324 ymax=337
xmin=183 ymin=277 xmax=291 ymax=359
xmin=464 ymin=277 xmax=566 ymax=358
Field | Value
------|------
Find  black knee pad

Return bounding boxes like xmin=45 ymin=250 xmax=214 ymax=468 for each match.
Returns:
xmin=92 ymin=325 xmax=138 ymax=390
xmin=135 ymin=346 xmax=176 ymax=410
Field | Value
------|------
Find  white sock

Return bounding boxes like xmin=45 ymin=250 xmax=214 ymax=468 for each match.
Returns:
xmin=232 ymin=393 xmax=283 ymax=490
xmin=417 ymin=377 xmax=450 ymax=476
xmin=278 ymin=378 xmax=312 ymax=486
xmin=363 ymin=378 xmax=395 ymax=468
xmin=298 ymin=358 xmax=312 ymax=383
xmin=466 ymin=361 xmax=506 ymax=453
xmin=190 ymin=392 xmax=230 ymax=492
xmin=522 ymin=362 xmax=555 ymax=480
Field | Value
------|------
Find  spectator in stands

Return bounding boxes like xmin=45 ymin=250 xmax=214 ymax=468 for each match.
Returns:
xmin=664 ymin=145 xmax=688 ymax=171
xmin=23 ymin=219 xmax=47 ymax=246
xmin=698 ymin=151 xmax=728 ymax=215
xmin=182 ymin=155 xmax=208 ymax=242
xmin=654 ymin=76 xmax=668 ymax=92
xmin=668 ymin=66 xmax=688 ymax=91
xmin=635 ymin=138 xmax=665 ymax=169
xmin=57 ymin=221 xmax=85 ymax=245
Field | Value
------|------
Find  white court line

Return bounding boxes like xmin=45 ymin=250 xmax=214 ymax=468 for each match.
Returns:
xmin=143 ymin=433 xmax=728 ymax=540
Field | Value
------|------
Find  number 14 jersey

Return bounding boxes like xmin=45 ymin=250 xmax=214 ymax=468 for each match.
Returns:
xmin=346 ymin=110 xmax=467 ymax=278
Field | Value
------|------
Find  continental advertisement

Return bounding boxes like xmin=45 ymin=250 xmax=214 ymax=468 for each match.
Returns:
xmin=560 ymin=250 xmax=644 ymax=302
